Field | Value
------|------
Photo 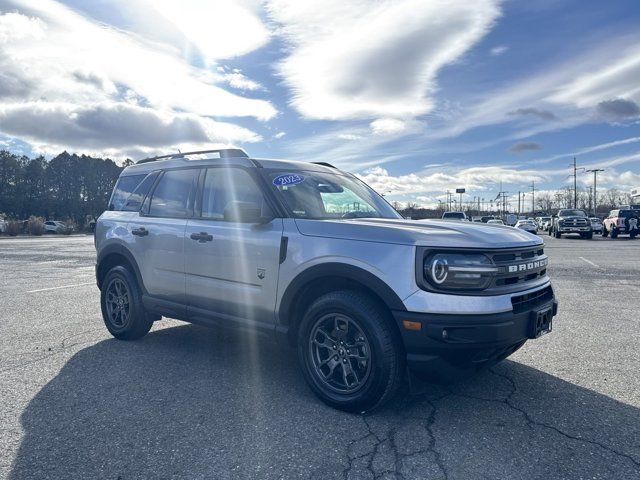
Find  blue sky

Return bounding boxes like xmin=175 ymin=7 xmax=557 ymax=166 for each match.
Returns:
xmin=0 ymin=0 xmax=639 ymax=208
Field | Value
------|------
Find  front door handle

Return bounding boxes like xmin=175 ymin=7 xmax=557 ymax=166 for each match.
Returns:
xmin=190 ymin=232 xmax=213 ymax=243
xmin=132 ymin=227 xmax=149 ymax=237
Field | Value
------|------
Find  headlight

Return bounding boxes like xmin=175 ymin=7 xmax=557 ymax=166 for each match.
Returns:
xmin=423 ymin=253 xmax=498 ymax=291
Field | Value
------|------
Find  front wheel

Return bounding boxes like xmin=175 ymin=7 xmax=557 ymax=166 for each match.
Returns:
xmin=611 ymin=228 xmax=619 ymax=239
xmin=602 ymin=226 xmax=609 ymax=237
xmin=297 ymin=291 xmax=404 ymax=413
xmin=100 ymin=265 xmax=153 ymax=340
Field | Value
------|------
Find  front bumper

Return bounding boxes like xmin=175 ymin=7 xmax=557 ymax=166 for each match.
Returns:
xmin=558 ymin=226 xmax=590 ymax=233
xmin=392 ymin=292 xmax=558 ymax=379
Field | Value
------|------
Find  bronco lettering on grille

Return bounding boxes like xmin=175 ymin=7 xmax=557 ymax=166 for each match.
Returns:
xmin=508 ymin=258 xmax=548 ymax=273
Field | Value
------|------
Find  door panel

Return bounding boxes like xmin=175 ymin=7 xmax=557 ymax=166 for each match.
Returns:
xmin=184 ymin=167 xmax=283 ymax=324
xmin=128 ymin=216 xmax=187 ymax=302
xmin=127 ymin=168 xmax=198 ymax=304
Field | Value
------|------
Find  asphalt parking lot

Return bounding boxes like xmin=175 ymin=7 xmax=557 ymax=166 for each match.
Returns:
xmin=0 ymin=234 xmax=638 ymax=480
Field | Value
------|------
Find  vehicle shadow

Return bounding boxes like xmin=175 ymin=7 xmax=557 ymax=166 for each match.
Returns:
xmin=9 ymin=324 xmax=640 ymax=479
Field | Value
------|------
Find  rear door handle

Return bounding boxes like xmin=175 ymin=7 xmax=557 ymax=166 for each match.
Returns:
xmin=132 ymin=227 xmax=149 ymax=237
xmin=190 ymin=232 xmax=213 ymax=243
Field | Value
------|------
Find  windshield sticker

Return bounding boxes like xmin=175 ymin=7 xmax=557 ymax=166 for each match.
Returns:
xmin=273 ymin=173 xmax=305 ymax=187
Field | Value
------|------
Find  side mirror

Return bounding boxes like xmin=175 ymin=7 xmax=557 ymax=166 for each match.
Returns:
xmin=223 ymin=201 xmax=272 ymax=224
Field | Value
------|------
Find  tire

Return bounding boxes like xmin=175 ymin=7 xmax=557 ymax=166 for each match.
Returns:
xmin=100 ymin=265 xmax=153 ymax=340
xmin=583 ymin=232 xmax=593 ymax=239
xmin=297 ymin=290 xmax=405 ymax=413
xmin=602 ymin=226 xmax=608 ymax=238
xmin=554 ymin=230 xmax=561 ymax=239
xmin=611 ymin=228 xmax=619 ymax=239
xmin=631 ymin=230 xmax=638 ymax=239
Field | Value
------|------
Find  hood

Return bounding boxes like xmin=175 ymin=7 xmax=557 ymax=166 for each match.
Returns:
xmin=294 ymin=218 xmax=542 ymax=249
xmin=558 ymin=215 xmax=588 ymax=220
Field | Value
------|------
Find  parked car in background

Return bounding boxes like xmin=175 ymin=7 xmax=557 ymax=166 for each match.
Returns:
xmin=536 ymin=216 xmax=552 ymax=231
xmin=589 ymin=217 xmax=603 ymax=234
xmin=603 ymin=209 xmax=639 ymax=239
xmin=43 ymin=221 xmax=66 ymax=233
xmin=486 ymin=219 xmax=504 ymax=225
xmin=515 ymin=219 xmax=537 ymax=234
xmin=441 ymin=211 xmax=467 ymax=221
xmin=549 ymin=209 xmax=592 ymax=239
xmin=505 ymin=214 xmax=518 ymax=226
xmin=480 ymin=216 xmax=496 ymax=223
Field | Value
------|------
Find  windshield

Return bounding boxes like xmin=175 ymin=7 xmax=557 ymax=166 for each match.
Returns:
xmin=263 ymin=169 xmax=401 ymax=220
xmin=443 ymin=212 xmax=465 ymax=219
xmin=558 ymin=209 xmax=587 ymax=217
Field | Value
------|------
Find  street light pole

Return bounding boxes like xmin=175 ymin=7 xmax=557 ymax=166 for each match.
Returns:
xmin=586 ymin=168 xmax=604 ymax=216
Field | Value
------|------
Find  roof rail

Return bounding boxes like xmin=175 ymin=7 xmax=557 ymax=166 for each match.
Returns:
xmin=311 ymin=161 xmax=337 ymax=169
xmin=136 ymin=148 xmax=249 ymax=164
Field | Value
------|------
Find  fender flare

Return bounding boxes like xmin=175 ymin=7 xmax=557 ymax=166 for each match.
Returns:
xmin=96 ymin=243 xmax=145 ymax=293
xmin=278 ymin=262 xmax=406 ymax=325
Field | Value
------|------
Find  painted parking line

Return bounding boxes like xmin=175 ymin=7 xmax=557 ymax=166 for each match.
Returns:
xmin=26 ymin=282 xmax=95 ymax=293
xmin=579 ymin=257 xmax=600 ymax=268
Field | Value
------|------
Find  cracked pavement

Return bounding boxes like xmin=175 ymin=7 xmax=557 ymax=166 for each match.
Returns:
xmin=1 ymin=235 xmax=639 ymax=479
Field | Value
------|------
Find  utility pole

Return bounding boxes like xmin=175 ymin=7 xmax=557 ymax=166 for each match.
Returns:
xmin=572 ymin=157 xmax=577 ymax=208
xmin=586 ymin=168 xmax=604 ymax=216
xmin=531 ymin=180 xmax=535 ymax=215
xmin=517 ymin=192 xmax=521 ymax=214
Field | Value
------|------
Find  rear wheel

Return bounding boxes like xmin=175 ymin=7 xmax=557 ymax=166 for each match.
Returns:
xmin=611 ymin=228 xmax=619 ymax=239
xmin=631 ymin=230 xmax=638 ymax=239
xmin=100 ymin=265 xmax=153 ymax=340
xmin=297 ymin=291 xmax=404 ymax=413
xmin=554 ymin=230 xmax=561 ymax=238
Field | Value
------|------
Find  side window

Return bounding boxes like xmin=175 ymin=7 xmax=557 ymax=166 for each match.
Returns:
xmin=201 ymin=168 xmax=265 ymax=220
xmin=122 ymin=171 xmax=160 ymax=212
xmin=148 ymin=169 xmax=199 ymax=218
xmin=109 ymin=174 xmax=146 ymax=211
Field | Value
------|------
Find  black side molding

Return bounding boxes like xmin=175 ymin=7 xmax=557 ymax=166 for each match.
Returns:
xmin=279 ymin=236 xmax=288 ymax=264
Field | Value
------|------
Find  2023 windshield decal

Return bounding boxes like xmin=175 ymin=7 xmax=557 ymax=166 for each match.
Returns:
xmin=272 ymin=173 xmax=305 ymax=187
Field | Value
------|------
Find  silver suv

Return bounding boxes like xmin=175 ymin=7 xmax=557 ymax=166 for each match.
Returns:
xmin=95 ymin=149 xmax=557 ymax=412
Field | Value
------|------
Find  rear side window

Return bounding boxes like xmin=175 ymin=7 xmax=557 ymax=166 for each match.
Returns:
xmin=122 ymin=171 xmax=160 ymax=212
xmin=148 ymin=169 xmax=199 ymax=218
xmin=110 ymin=174 xmax=146 ymax=211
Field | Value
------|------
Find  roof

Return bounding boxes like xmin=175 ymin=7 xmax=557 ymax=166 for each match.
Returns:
xmin=120 ymin=149 xmax=341 ymax=176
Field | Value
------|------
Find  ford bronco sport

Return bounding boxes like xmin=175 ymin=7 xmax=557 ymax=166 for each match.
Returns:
xmin=95 ymin=149 xmax=558 ymax=412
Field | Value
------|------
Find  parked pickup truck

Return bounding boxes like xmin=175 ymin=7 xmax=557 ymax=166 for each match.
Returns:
xmin=549 ymin=209 xmax=592 ymax=239
xmin=95 ymin=148 xmax=558 ymax=412
xmin=603 ymin=209 xmax=639 ymax=238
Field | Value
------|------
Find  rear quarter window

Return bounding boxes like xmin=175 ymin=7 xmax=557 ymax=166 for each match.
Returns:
xmin=109 ymin=174 xmax=146 ymax=211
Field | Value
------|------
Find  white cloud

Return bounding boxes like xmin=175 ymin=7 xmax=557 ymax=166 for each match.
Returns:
xmin=356 ymin=165 xmax=545 ymax=197
xmin=266 ymin=0 xmax=501 ymax=121
xmin=490 ymin=45 xmax=508 ymax=56
xmin=370 ymin=118 xmax=406 ymax=135
xmin=0 ymin=101 xmax=260 ymax=157
xmin=143 ymin=0 xmax=270 ymax=61
xmin=431 ymin=34 xmax=640 ymax=140
xmin=0 ymin=1 xmax=277 ymax=156
xmin=273 ymin=131 xmax=286 ymax=139
xmin=223 ymin=72 xmax=264 ymax=91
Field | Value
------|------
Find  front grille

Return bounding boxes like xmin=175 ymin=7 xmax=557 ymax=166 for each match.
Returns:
xmin=490 ymin=247 xmax=547 ymax=288
xmin=560 ymin=218 xmax=588 ymax=227
xmin=511 ymin=285 xmax=554 ymax=313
